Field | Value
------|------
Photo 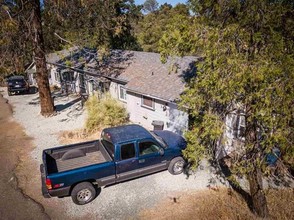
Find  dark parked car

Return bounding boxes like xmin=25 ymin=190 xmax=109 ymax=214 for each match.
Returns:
xmin=7 ymin=75 xmax=29 ymax=96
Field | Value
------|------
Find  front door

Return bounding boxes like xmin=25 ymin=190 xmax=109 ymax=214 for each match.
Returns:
xmin=137 ymin=139 xmax=167 ymax=175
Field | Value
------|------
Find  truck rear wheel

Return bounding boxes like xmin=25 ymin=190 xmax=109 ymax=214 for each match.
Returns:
xmin=168 ymin=157 xmax=185 ymax=175
xmin=71 ymin=182 xmax=96 ymax=205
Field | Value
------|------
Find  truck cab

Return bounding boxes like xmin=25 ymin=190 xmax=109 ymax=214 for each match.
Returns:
xmin=101 ymin=125 xmax=186 ymax=182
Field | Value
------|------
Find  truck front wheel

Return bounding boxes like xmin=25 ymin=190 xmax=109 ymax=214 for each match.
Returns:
xmin=168 ymin=157 xmax=185 ymax=175
xmin=71 ymin=182 xmax=96 ymax=205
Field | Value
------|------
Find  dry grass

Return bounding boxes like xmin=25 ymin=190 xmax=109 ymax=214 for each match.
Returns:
xmin=139 ymin=188 xmax=294 ymax=220
xmin=266 ymin=188 xmax=294 ymax=220
xmin=58 ymin=128 xmax=102 ymax=145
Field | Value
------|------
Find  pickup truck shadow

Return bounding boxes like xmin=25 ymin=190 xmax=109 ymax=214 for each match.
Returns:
xmin=93 ymin=185 xmax=102 ymax=199
xmin=103 ymin=165 xmax=193 ymax=189
xmin=104 ymin=169 xmax=168 ymax=188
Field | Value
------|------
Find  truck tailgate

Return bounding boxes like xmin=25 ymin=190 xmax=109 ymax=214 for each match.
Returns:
xmin=40 ymin=164 xmax=50 ymax=198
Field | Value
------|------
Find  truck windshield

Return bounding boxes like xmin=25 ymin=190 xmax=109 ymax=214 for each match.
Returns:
xmin=150 ymin=131 xmax=167 ymax=148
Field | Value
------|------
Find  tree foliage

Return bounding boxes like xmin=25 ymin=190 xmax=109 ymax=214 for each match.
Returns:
xmin=0 ymin=0 xmax=55 ymax=115
xmin=85 ymin=93 xmax=129 ymax=132
xmin=160 ymin=0 xmax=294 ymax=217
xmin=42 ymin=0 xmax=142 ymax=52
xmin=0 ymin=0 xmax=32 ymax=76
xmin=136 ymin=3 xmax=190 ymax=52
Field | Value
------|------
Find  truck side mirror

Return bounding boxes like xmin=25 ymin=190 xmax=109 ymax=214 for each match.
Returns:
xmin=159 ymin=148 xmax=164 ymax=156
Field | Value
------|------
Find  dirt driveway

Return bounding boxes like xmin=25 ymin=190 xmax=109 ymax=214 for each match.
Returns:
xmin=0 ymin=88 xmax=225 ymax=219
xmin=0 ymin=94 xmax=49 ymax=220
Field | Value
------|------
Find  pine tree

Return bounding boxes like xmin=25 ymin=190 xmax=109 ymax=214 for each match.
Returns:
xmin=160 ymin=0 xmax=294 ymax=217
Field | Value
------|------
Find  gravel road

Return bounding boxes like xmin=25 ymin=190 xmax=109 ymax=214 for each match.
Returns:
xmin=1 ymin=88 xmax=226 ymax=219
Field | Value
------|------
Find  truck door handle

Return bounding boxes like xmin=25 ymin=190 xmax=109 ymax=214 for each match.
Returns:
xmin=139 ymin=159 xmax=145 ymax=163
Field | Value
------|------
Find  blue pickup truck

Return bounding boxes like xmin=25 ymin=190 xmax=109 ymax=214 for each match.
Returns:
xmin=40 ymin=124 xmax=187 ymax=205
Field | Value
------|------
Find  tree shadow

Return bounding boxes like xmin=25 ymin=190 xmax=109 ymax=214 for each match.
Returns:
xmin=54 ymin=97 xmax=82 ymax=112
xmin=86 ymin=49 xmax=135 ymax=78
xmin=182 ymin=158 xmax=255 ymax=212
xmin=217 ymin=159 xmax=254 ymax=212
xmin=179 ymin=61 xmax=197 ymax=83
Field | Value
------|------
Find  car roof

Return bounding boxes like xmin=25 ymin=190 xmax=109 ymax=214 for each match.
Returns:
xmin=102 ymin=124 xmax=153 ymax=144
xmin=8 ymin=75 xmax=25 ymax=80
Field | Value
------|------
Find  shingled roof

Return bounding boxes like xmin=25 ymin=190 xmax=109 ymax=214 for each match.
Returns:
xmin=46 ymin=47 xmax=79 ymax=64
xmin=43 ymin=48 xmax=197 ymax=102
xmin=94 ymin=50 xmax=198 ymax=102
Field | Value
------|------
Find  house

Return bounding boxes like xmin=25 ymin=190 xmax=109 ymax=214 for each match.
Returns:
xmin=26 ymin=48 xmax=245 ymax=158
xmin=101 ymin=50 xmax=197 ymax=134
xmin=26 ymin=47 xmax=79 ymax=86
xmin=27 ymin=47 xmax=109 ymax=96
xmin=26 ymin=49 xmax=197 ymax=134
xmin=91 ymin=50 xmax=245 ymax=156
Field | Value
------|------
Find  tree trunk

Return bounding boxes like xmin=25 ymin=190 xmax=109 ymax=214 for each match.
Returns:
xmin=245 ymin=115 xmax=269 ymax=218
xmin=31 ymin=0 xmax=55 ymax=116
xmin=248 ymin=164 xmax=269 ymax=218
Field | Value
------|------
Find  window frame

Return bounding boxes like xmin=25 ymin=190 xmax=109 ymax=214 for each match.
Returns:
xmin=119 ymin=85 xmax=127 ymax=101
xmin=141 ymin=95 xmax=155 ymax=110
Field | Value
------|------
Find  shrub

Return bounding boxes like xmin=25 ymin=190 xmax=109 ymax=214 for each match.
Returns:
xmin=85 ymin=93 xmax=128 ymax=132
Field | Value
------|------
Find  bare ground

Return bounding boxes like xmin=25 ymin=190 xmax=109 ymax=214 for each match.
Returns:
xmin=1 ymin=91 xmax=293 ymax=220
xmin=0 ymin=94 xmax=50 ymax=220
xmin=139 ymin=188 xmax=294 ymax=220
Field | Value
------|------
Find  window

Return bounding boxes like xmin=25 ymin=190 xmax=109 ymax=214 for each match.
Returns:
xmin=139 ymin=141 xmax=161 ymax=156
xmin=150 ymin=131 xmax=167 ymax=148
xmin=142 ymin=96 xmax=154 ymax=109
xmin=119 ymin=85 xmax=126 ymax=101
xmin=232 ymin=110 xmax=245 ymax=139
xmin=62 ymin=71 xmax=75 ymax=82
xmin=101 ymin=139 xmax=115 ymax=158
xmin=55 ymin=71 xmax=61 ymax=83
xmin=121 ymin=143 xmax=135 ymax=160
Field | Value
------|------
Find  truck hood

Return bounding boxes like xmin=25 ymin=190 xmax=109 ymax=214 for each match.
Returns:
xmin=153 ymin=130 xmax=187 ymax=150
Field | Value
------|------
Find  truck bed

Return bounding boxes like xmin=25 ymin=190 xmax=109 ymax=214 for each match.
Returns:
xmin=44 ymin=140 xmax=112 ymax=174
xmin=55 ymin=151 xmax=106 ymax=172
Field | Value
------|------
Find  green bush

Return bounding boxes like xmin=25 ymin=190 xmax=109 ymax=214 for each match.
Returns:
xmin=85 ymin=93 xmax=128 ymax=132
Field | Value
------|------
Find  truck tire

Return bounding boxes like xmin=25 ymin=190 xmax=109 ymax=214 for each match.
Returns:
xmin=168 ymin=157 xmax=185 ymax=175
xmin=61 ymin=149 xmax=85 ymax=160
xmin=71 ymin=182 xmax=96 ymax=205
